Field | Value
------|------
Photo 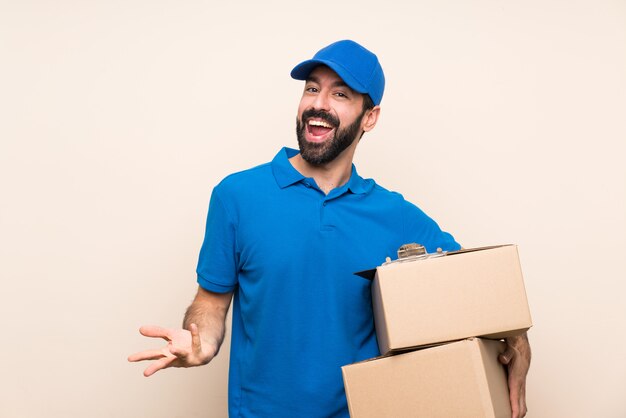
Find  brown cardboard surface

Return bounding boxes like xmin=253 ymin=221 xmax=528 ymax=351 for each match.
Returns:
xmin=372 ymin=245 xmax=532 ymax=354
xmin=342 ymin=338 xmax=511 ymax=418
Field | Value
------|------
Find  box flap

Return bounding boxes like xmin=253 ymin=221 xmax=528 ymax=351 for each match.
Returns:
xmin=354 ymin=245 xmax=514 ymax=280
xmin=354 ymin=268 xmax=376 ymax=280
xmin=476 ymin=339 xmax=512 ymax=417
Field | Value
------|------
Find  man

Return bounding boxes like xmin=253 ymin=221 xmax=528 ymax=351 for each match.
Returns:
xmin=129 ymin=40 xmax=530 ymax=417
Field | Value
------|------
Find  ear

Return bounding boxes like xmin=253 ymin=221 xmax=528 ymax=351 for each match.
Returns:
xmin=361 ymin=106 xmax=381 ymax=133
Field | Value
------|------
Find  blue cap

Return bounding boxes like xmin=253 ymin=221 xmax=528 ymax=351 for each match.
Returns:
xmin=290 ymin=40 xmax=385 ymax=106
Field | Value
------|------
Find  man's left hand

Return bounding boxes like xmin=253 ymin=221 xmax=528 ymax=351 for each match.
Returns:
xmin=499 ymin=332 xmax=531 ymax=418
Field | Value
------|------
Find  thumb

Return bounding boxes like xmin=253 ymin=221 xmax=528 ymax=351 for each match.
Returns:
xmin=499 ymin=347 xmax=514 ymax=365
xmin=190 ymin=323 xmax=203 ymax=354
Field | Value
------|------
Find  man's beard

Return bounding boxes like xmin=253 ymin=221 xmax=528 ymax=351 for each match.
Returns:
xmin=296 ymin=109 xmax=365 ymax=166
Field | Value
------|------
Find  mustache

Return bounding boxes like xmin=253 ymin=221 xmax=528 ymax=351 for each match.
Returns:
xmin=301 ymin=109 xmax=340 ymax=127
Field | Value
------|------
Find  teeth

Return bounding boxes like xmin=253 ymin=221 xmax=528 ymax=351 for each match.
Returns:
xmin=308 ymin=120 xmax=333 ymax=128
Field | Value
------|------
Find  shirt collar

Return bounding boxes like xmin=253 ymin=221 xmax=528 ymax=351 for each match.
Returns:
xmin=271 ymin=147 xmax=305 ymax=189
xmin=271 ymin=147 xmax=373 ymax=195
xmin=345 ymin=165 xmax=372 ymax=195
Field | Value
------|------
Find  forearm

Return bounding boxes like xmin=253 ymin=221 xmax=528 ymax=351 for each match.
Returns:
xmin=183 ymin=287 xmax=233 ymax=357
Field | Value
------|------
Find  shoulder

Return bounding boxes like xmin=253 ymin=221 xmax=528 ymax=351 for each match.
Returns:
xmin=365 ymin=179 xmax=437 ymax=224
xmin=366 ymin=179 xmax=418 ymax=208
xmin=376 ymin=183 xmax=459 ymax=250
xmin=214 ymin=161 xmax=274 ymax=195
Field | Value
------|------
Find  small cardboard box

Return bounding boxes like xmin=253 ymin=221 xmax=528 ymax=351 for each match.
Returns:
xmin=360 ymin=245 xmax=532 ymax=354
xmin=342 ymin=338 xmax=511 ymax=418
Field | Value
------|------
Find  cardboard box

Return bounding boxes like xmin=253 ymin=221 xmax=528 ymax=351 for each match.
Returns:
xmin=342 ymin=338 xmax=511 ymax=418
xmin=360 ymin=245 xmax=531 ymax=354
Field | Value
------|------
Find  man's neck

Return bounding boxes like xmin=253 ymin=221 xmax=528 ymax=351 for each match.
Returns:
xmin=289 ymin=148 xmax=355 ymax=195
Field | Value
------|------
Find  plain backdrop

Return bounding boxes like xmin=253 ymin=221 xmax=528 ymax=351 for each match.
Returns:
xmin=1 ymin=0 xmax=625 ymax=417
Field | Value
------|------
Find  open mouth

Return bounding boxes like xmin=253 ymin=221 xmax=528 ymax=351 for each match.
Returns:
xmin=306 ymin=118 xmax=336 ymax=142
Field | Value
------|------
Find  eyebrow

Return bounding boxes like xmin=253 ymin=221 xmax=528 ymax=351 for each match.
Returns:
xmin=306 ymin=75 xmax=352 ymax=91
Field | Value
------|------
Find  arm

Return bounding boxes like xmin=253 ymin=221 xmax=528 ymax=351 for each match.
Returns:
xmin=128 ymin=286 xmax=233 ymax=377
xmin=499 ymin=332 xmax=531 ymax=418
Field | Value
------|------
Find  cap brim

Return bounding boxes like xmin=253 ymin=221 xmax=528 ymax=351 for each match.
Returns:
xmin=290 ymin=59 xmax=368 ymax=95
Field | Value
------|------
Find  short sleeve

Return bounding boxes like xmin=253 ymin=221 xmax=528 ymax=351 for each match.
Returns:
xmin=196 ymin=186 xmax=239 ymax=293
xmin=401 ymin=199 xmax=461 ymax=253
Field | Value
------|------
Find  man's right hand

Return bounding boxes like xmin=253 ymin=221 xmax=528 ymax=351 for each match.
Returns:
xmin=128 ymin=323 xmax=218 ymax=377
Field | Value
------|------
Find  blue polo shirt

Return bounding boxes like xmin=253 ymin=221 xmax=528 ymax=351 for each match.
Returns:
xmin=197 ymin=147 xmax=460 ymax=418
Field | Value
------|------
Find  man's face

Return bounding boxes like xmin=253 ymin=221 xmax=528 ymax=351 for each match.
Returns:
xmin=296 ymin=66 xmax=368 ymax=166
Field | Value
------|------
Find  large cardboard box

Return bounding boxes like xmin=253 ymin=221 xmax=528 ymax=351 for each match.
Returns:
xmin=342 ymin=338 xmax=511 ymax=418
xmin=361 ymin=245 xmax=532 ymax=354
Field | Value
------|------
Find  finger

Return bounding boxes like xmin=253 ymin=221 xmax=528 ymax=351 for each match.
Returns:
xmin=519 ymin=403 xmax=527 ymax=417
xmin=509 ymin=374 xmax=522 ymax=418
xmin=168 ymin=343 xmax=190 ymax=359
xmin=519 ymin=385 xmax=528 ymax=417
xmin=128 ymin=349 xmax=167 ymax=362
xmin=512 ymin=399 xmax=527 ymax=418
xmin=510 ymin=389 xmax=520 ymax=418
xmin=143 ymin=355 xmax=177 ymax=377
xmin=139 ymin=325 xmax=172 ymax=341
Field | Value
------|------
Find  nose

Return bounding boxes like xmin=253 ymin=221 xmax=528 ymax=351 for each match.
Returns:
xmin=311 ymin=91 xmax=331 ymax=111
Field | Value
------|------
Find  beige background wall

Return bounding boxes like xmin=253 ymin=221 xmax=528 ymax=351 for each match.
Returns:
xmin=1 ymin=0 xmax=624 ymax=417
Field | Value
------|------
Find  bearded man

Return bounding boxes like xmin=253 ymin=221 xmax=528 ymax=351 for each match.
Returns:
xmin=129 ymin=40 xmax=530 ymax=418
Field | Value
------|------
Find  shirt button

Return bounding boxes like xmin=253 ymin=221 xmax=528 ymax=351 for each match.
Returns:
xmin=304 ymin=182 xmax=311 ymax=188
xmin=322 ymin=202 xmax=327 ymax=206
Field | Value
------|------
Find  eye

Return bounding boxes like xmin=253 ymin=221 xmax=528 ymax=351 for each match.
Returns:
xmin=305 ymin=86 xmax=319 ymax=93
